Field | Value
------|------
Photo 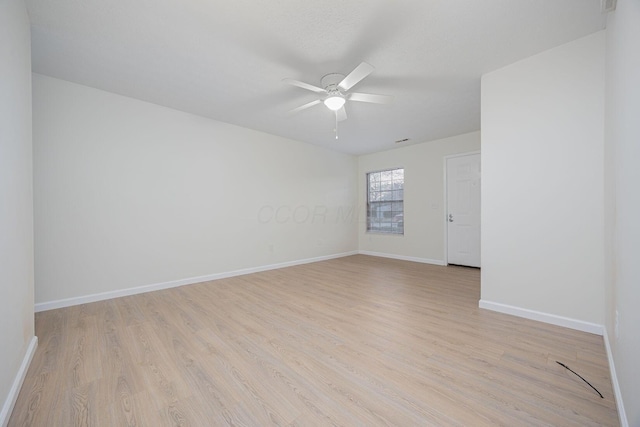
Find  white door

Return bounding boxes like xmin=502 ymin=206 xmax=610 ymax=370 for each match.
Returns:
xmin=446 ymin=153 xmax=481 ymax=267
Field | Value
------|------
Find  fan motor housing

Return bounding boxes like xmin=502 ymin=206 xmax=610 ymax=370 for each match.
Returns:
xmin=321 ymin=73 xmax=345 ymax=93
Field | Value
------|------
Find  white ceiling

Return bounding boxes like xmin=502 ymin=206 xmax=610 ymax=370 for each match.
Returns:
xmin=25 ymin=0 xmax=605 ymax=155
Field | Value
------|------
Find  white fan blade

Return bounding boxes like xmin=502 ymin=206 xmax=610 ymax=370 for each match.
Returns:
xmin=338 ymin=62 xmax=374 ymax=91
xmin=282 ymin=78 xmax=326 ymax=94
xmin=287 ymin=99 xmax=322 ymax=115
xmin=336 ymin=106 xmax=347 ymax=122
xmin=348 ymin=92 xmax=393 ymax=104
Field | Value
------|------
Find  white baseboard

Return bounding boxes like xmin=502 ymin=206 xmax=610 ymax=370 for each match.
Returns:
xmin=603 ymin=328 xmax=628 ymax=427
xmin=358 ymin=251 xmax=446 ymax=266
xmin=35 ymin=251 xmax=358 ymax=312
xmin=478 ymin=300 xmax=604 ymax=335
xmin=1 ymin=336 xmax=38 ymax=427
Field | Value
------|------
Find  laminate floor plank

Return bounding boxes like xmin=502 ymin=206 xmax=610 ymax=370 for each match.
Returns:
xmin=9 ymin=255 xmax=619 ymax=426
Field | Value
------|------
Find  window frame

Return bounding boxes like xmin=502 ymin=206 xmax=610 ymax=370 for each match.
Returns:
xmin=366 ymin=167 xmax=404 ymax=235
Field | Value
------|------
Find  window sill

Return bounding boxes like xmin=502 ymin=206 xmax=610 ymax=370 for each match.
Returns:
xmin=365 ymin=231 xmax=404 ymax=236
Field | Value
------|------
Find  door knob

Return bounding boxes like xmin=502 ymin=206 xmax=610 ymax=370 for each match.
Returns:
xmin=448 ymin=213 xmax=453 ymax=222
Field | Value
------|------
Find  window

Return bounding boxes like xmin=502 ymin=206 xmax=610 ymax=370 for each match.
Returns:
xmin=367 ymin=168 xmax=404 ymax=234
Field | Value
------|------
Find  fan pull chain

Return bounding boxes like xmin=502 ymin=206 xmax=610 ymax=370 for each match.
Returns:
xmin=335 ymin=111 xmax=339 ymax=139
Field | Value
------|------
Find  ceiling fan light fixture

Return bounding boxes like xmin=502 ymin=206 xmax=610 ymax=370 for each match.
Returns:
xmin=324 ymin=95 xmax=345 ymax=111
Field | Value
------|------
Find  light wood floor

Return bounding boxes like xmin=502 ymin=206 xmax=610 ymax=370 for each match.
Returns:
xmin=10 ymin=255 xmax=619 ymax=426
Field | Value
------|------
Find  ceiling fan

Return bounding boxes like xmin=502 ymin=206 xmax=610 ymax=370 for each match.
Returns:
xmin=283 ymin=62 xmax=393 ymax=135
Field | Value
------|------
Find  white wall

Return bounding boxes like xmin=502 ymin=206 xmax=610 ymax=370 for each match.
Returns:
xmin=357 ymin=132 xmax=480 ymax=263
xmin=605 ymin=0 xmax=640 ymax=424
xmin=0 ymin=0 xmax=36 ymax=423
xmin=481 ymin=32 xmax=605 ymax=326
xmin=33 ymin=74 xmax=357 ymax=305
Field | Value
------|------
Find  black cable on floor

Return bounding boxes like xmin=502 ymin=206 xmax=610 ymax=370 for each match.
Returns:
xmin=556 ymin=361 xmax=604 ymax=398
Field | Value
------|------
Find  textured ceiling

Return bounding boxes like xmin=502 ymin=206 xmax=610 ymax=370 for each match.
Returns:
xmin=26 ymin=0 xmax=605 ymax=155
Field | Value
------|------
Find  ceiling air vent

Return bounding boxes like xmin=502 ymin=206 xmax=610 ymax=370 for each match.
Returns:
xmin=601 ymin=0 xmax=617 ymax=13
